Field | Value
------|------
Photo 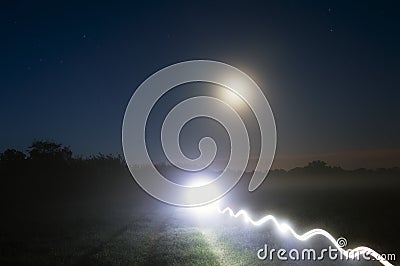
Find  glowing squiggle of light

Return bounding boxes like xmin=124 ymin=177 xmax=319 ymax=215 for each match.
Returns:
xmin=217 ymin=207 xmax=393 ymax=266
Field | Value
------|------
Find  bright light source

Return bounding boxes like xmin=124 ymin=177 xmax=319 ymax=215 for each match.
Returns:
xmin=184 ymin=201 xmax=221 ymax=225
xmin=186 ymin=174 xmax=214 ymax=187
xmin=180 ymin=174 xmax=224 ymax=208
xmin=192 ymin=201 xmax=219 ymax=215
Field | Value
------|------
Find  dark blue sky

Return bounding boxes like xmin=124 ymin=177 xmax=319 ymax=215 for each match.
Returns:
xmin=1 ymin=1 xmax=399 ymax=169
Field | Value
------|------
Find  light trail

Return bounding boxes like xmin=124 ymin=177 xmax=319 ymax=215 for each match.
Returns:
xmin=217 ymin=206 xmax=393 ymax=266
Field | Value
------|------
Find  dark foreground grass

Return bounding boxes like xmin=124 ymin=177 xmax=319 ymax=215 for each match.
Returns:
xmin=0 ymin=204 xmax=222 ymax=266
xmin=0 ymin=185 xmax=395 ymax=266
xmin=1 ymin=201 xmax=386 ymax=266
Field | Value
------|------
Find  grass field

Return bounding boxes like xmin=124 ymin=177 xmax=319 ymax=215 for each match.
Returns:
xmin=1 ymin=168 xmax=398 ymax=265
xmin=1 ymin=195 xmax=391 ymax=265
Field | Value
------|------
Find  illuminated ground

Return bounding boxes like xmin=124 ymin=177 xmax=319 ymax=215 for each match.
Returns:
xmin=1 ymin=198 xmax=387 ymax=266
xmin=1 ymin=171 xmax=398 ymax=266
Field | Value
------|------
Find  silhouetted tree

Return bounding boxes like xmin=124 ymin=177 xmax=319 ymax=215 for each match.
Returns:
xmin=28 ymin=141 xmax=72 ymax=161
xmin=0 ymin=149 xmax=26 ymax=161
xmin=306 ymin=160 xmax=328 ymax=169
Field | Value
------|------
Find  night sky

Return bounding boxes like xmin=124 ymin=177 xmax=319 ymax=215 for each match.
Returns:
xmin=1 ymin=1 xmax=399 ymax=169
